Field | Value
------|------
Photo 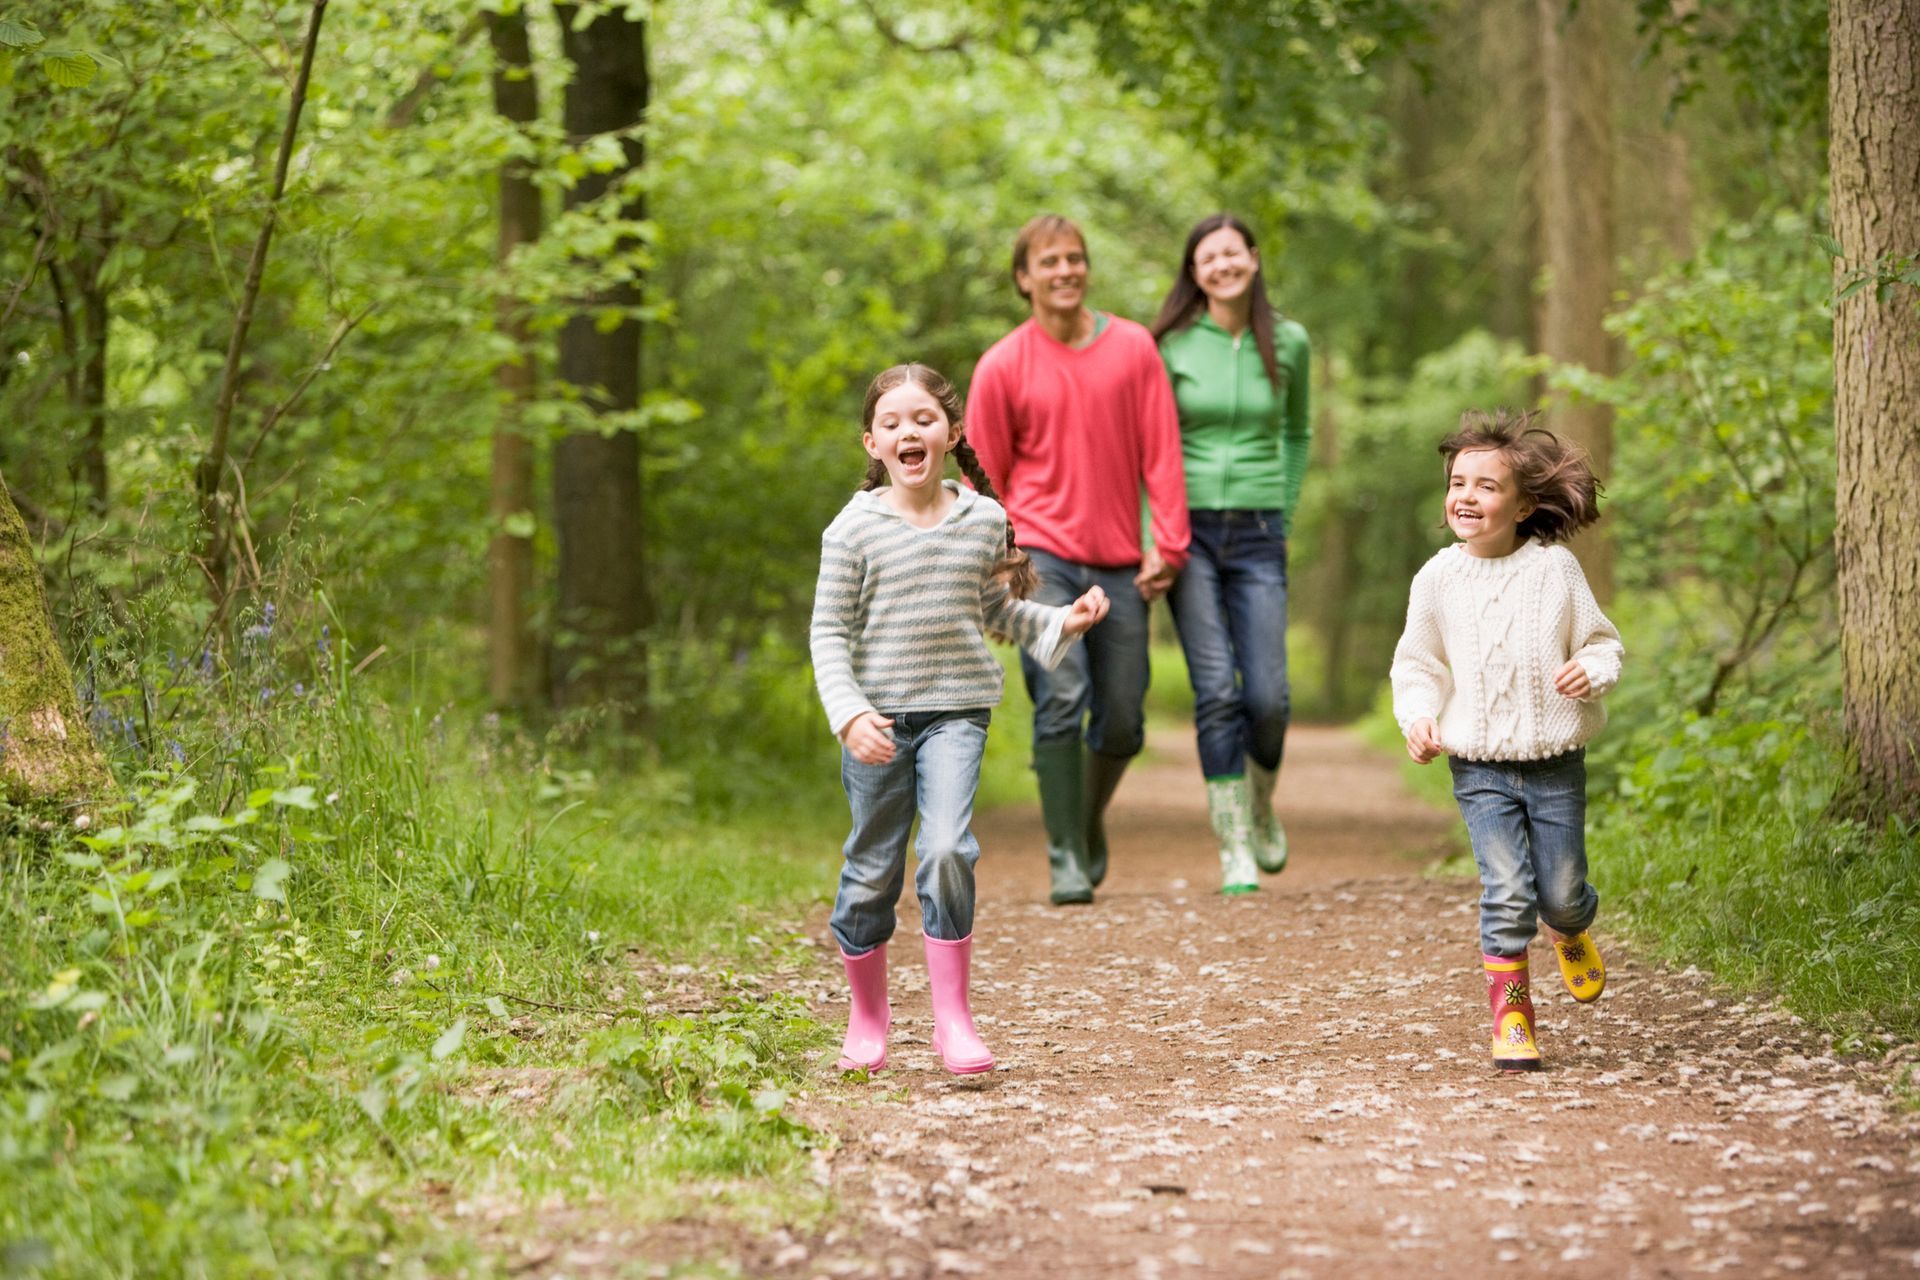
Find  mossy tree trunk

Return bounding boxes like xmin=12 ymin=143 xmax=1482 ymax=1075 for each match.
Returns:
xmin=0 ymin=470 xmax=111 ymax=807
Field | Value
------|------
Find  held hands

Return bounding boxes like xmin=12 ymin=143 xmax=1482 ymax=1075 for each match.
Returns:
xmin=1134 ymin=546 xmax=1178 ymax=602
xmin=1062 ymin=584 xmax=1111 ymax=637
xmin=1405 ymin=717 xmax=1444 ymax=765
xmin=1553 ymin=660 xmax=1592 ymax=700
xmin=839 ymin=711 xmax=896 ymax=766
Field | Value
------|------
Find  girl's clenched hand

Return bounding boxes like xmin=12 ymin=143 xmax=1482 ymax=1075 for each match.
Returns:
xmin=1062 ymin=585 xmax=1111 ymax=637
xmin=839 ymin=711 xmax=896 ymax=765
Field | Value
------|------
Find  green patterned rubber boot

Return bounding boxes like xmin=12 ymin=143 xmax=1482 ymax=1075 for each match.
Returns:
xmin=1033 ymin=742 xmax=1094 ymax=905
xmin=1247 ymin=758 xmax=1289 ymax=874
xmin=1205 ymin=775 xmax=1261 ymax=895
xmin=1082 ymin=750 xmax=1130 ymax=889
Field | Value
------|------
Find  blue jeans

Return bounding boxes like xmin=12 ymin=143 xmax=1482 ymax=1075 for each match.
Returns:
xmin=1020 ymin=548 xmax=1151 ymax=756
xmin=1167 ymin=510 xmax=1291 ymax=779
xmin=1449 ymin=750 xmax=1599 ymax=956
xmin=831 ymin=709 xmax=990 ymax=955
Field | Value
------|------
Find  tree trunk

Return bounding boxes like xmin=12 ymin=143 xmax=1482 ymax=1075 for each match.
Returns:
xmin=0 ymin=469 xmax=111 ymax=806
xmin=487 ymin=8 xmax=543 ymax=711
xmin=551 ymin=4 xmax=650 ymax=714
xmin=1830 ymin=0 xmax=1920 ymax=815
xmin=1308 ymin=347 xmax=1353 ymax=716
xmin=1535 ymin=0 xmax=1616 ymax=601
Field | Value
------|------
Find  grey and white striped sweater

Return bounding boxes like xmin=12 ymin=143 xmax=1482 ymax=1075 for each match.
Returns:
xmin=810 ymin=482 xmax=1074 ymax=735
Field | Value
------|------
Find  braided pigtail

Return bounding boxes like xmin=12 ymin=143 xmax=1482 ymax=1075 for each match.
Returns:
xmin=953 ymin=436 xmax=1038 ymax=600
xmin=859 ymin=456 xmax=889 ymax=491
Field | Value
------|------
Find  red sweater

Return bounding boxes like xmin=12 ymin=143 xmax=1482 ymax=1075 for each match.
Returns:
xmin=967 ymin=317 xmax=1191 ymax=572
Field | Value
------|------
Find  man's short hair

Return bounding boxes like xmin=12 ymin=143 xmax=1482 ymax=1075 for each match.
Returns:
xmin=1011 ymin=214 xmax=1087 ymax=300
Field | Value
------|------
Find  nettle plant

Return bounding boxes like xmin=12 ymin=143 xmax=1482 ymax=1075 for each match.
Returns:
xmin=20 ymin=767 xmax=327 ymax=1096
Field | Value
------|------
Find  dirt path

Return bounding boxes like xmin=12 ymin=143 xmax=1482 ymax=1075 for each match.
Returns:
xmin=769 ymin=724 xmax=1920 ymax=1279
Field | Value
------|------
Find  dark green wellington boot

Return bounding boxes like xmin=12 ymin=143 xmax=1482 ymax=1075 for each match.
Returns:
xmin=1082 ymin=750 xmax=1131 ymax=888
xmin=1033 ymin=741 xmax=1094 ymax=905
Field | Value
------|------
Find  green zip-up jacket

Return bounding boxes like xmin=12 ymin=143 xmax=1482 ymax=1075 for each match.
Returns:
xmin=1158 ymin=312 xmax=1312 ymax=515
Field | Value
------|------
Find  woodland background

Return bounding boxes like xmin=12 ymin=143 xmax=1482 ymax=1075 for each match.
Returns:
xmin=0 ymin=0 xmax=1915 ymax=1274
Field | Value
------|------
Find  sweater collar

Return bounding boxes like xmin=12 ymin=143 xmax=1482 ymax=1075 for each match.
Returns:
xmin=853 ymin=478 xmax=975 ymax=522
xmin=1445 ymin=537 xmax=1547 ymax=573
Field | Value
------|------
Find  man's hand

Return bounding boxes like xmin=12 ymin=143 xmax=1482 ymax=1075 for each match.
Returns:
xmin=1405 ymin=717 xmax=1444 ymax=765
xmin=839 ymin=711 xmax=896 ymax=765
xmin=1552 ymin=660 xmax=1591 ymax=700
xmin=1134 ymin=546 xmax=1177 ymax=601
xmin=1062 ymin=585 xmax=1110 ymax=637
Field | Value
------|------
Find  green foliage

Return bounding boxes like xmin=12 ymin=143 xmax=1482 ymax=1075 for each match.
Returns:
xmin=1590 ymin=708 xmax=1920 ymax=1048
xmin=1562 ymin=210 xmax=1836 ymax=726
xmin=1 ymin=599 xmax=840 ymax=1275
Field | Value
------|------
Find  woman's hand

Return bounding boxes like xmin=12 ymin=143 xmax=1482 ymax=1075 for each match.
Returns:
xmin=1062 ymin=585 xmax=1110 ymax=636
xmin=839 ymin=711 xmax=896 ymax=765
xmin=1405 ymin=717 xmax=1444 ymax=764
xmin=1552 ymin=660 xmax=1592 ymax=700
xmin=1134 ymin=546 xmax=1177 ymax=601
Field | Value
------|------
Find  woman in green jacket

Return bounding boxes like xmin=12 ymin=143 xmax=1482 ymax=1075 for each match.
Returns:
xmin=1151 ymin=213 xmax=1310 ymax=894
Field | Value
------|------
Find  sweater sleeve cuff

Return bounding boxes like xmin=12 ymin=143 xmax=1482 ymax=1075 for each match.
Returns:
xmin=826 ymin=698 xmax=878 ymax=739
xmin=1026 ymin=609 xmax=1073 ymax=672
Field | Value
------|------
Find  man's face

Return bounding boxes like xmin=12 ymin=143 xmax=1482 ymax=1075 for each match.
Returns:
xmin=1016 ymin=233 xmax=1088 ymax=316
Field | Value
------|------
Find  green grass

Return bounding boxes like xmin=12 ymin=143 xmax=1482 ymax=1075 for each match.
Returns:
xmin=0 ymin=624 xmax=848 ymax=1278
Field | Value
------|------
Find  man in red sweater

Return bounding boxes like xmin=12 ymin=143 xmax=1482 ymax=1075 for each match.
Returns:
xmin=968 ymin=214 xmax=1192 ymax=906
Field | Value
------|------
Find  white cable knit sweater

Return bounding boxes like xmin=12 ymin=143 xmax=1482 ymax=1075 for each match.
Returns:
xmin=1390 ymin=540 xmax=1624 ymax=762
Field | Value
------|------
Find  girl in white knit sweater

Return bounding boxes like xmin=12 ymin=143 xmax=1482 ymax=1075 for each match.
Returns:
xmin=1390 ymin=411 xmax=1624 ymax=1071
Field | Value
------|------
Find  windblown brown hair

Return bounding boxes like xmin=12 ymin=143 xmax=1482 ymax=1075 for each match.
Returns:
xmin=1010 ymin=214 xmax=1087 ymax=302
xmin=860 ymin=363 xmax=1039 ymax=600
xmin=1438 ymin=410 xmax=1603 ymax=545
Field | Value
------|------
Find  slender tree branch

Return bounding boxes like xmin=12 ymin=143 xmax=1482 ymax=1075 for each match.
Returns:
xmin=852 ymin=0 xmax=977 ymax=56
xmin=386 ymin=13 xmax=485 ymax=129
xmin=238 ymin=302 xmax=375 ymax=473
xmin=197 ymin=0 xmax=329 ymax=607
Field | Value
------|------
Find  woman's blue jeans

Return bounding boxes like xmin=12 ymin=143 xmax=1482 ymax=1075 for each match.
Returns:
xmin=830 ymin=709 xmax=990 ymax=956
xmin=1448 ymin=750 xmax=1600 ymax=956
xmin=1020 ymin=549 xmax=1151 ymax=756
xmin=1167 ymin=509 xmax=1291 ymax=779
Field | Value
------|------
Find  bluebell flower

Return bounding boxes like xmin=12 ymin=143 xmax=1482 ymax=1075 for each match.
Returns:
xmin=167 ymin=739 xmax=185 ymax=765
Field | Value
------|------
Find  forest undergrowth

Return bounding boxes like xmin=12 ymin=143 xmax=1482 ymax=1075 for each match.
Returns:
xmin=0 ymin=595 xmax=883 ymax=1278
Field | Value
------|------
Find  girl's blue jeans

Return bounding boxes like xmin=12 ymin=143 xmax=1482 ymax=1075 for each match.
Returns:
xmin=1448 ymin=749 xmax=1600 ymax=956
xmin=830 ymin=708 xmax=990 ymax=956
xmin=1167 ymin=509 xmax=1291 ymax=779
xmin=1020 ymin=548 xmax=1151 ymax=756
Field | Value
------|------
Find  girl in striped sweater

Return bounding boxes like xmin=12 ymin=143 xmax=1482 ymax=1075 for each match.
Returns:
xmin=811 ymin=363 xmax=1110 ymax=1075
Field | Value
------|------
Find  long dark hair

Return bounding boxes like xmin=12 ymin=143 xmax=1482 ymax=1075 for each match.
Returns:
xmin=1148 ymin=213 xmax=1285 ymax=390
xmin=859 ymin=363 xmax=1038 ymax=599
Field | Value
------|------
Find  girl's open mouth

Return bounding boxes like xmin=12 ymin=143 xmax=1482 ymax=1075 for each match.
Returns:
xmin=898 ymin=446 xmax=927 ymax=468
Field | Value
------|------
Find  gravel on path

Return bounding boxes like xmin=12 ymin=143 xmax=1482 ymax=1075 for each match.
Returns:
xmin=782 ymin=724 xmax=1920 ymax=1280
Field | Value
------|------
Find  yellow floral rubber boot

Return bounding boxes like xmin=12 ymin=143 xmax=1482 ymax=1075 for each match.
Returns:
xmin=1548 ymin=929 xmax=1606 ymax=1003
xmin=1484 ymin=953 xmax=1541 ymax=1072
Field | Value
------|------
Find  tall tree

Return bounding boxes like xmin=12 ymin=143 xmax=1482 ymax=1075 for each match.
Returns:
xmin=487 ymin=5 xmax=543 ymax=710
xmin=551 ymin=3 xmax=649 ymax=713
xmin=1536 ymin=0 xmax=1617 ymax=601
xmin=1830 ymin=0 xmax=1920 ymax=813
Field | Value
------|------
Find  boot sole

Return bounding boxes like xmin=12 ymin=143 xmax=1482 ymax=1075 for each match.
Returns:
xmin=1221 ymin=885 xmax=1260 ymax=895
xmin=1494 ymin=1058 xmax=1542 ymax=1072
xmin=1050 ymin=892 xmax=1094 ymax=906
xmin=836 ymin=1056 xmax=887 ymax=1073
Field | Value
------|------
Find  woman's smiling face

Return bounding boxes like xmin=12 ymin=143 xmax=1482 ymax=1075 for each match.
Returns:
xmin=1192 ymin=225 xmax=1258 ymax=307
xmin=863 ymin=381 xmax=956 ymax=493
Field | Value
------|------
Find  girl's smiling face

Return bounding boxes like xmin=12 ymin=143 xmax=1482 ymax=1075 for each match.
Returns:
xmin=1446 ymin=447 xmax=1535 ymax=557
xmin=864 ymin=382 xmax=957 ymax=494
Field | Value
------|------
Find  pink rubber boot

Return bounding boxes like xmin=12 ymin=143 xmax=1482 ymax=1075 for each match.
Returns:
xmin=837 ymin=944 xmax=890 ymax=1072
xmin=922 ymin=933 xmax=994 ymax=1074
